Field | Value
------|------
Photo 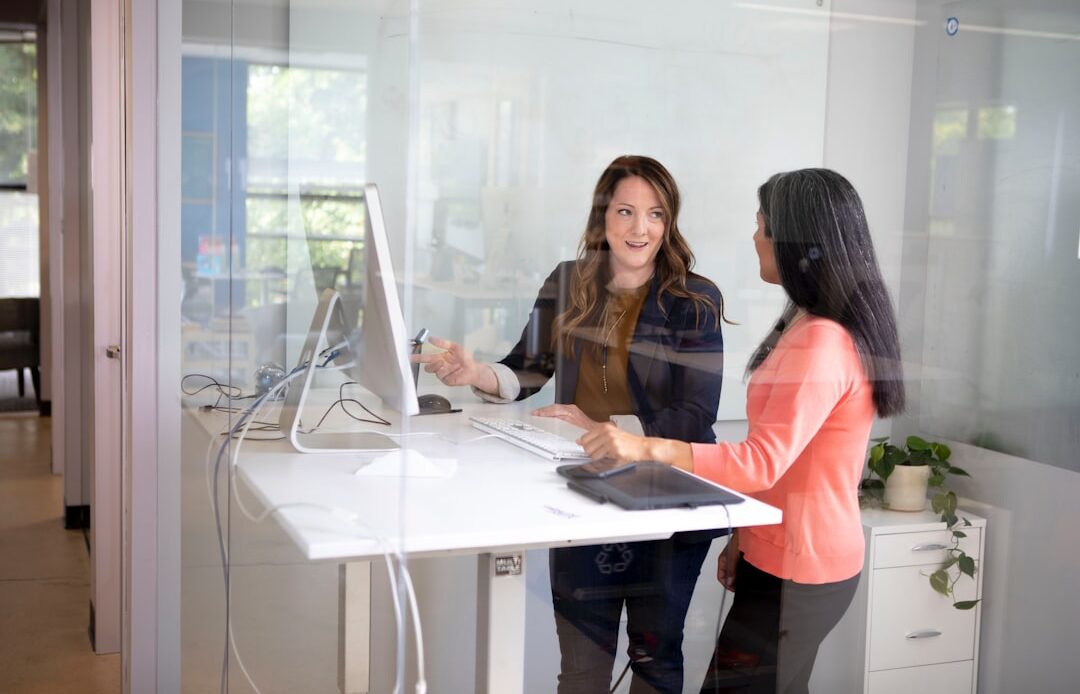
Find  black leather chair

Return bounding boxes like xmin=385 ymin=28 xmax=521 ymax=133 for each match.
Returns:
xmin=0 ymin=297 xmax=41 ymax=402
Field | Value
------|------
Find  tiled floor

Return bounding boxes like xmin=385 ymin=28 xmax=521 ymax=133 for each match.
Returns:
xmin=0 ymin=413 xmax=121 ymax=693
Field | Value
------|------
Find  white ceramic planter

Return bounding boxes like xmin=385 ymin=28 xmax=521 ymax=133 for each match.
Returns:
xmin=884 ymin=465 xmax=930 ymax=511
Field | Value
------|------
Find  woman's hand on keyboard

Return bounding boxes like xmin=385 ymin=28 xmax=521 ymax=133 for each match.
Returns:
xmin=411 ymin=336 xmax=498 ymax=393
xmin=532 ymin=404 xmax=603 ymax=431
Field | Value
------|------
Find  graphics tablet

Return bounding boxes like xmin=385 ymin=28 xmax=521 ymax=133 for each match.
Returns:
xmin=558 ymin=461 xmax=745 ymax=510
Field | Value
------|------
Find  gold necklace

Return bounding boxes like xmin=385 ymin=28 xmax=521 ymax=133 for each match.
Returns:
xmin=600 ymin=308 xmax=628 ymax=394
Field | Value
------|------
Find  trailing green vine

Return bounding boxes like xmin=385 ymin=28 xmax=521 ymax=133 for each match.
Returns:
xmin=861 ymin=436 xmax=980 ymax=610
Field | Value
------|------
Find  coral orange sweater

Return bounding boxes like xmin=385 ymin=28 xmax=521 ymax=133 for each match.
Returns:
xmin=692 ymin=316 xmax=874 ymax=584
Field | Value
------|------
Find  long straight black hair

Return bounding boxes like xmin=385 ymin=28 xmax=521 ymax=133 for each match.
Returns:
xmin=747 ymin=168 xmax=905 ymax=417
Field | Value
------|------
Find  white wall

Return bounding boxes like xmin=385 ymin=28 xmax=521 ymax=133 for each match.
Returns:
xmin=822 ymin=0 xmax=915 ymax=304
xmin=926 ymin=441 xmax=1080 ymax=693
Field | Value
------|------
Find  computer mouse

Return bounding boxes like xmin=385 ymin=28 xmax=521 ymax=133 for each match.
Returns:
xmin=417 ymin=393 xmax=455 ymax=414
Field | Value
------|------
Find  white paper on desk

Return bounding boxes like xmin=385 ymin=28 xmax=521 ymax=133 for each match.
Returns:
xmin=354 ymin=449 xmax=457 ymax=478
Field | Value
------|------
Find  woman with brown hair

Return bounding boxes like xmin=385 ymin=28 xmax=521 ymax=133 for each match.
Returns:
xmin=414 ymin=155 xmax=728 ymax=693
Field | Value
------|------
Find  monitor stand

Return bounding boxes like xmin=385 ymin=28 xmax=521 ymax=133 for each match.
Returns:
xmin=279 ymin=290 xmax=399 ymax=453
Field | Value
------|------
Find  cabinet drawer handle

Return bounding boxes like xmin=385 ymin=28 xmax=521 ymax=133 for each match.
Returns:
xmin=911 ymin=543 xmax=948 ymax=551
xmin=905 ymin=629 xmax=943 ymax=640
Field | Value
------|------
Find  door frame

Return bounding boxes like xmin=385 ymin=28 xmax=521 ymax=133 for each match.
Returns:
xmin=124 ymin=0 xmax=182 ymax=690
xmin=88 ymin=0 xmax=124 ymax=656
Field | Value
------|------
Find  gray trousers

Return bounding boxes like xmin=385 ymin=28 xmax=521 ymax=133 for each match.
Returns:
xmin=700 ymin=555 xmax=859 ymax=694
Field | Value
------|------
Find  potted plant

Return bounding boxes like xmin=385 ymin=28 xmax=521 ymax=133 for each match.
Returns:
xmin=861 ymin=435 xmax=956 ymax=511
xmin=860 ymin=436 xmax=980 ymax=610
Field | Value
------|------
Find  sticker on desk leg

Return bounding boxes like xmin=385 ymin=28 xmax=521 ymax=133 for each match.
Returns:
xmin=494 ymin=554 xmax=523 ymax=576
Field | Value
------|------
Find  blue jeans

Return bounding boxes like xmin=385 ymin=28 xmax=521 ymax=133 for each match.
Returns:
xmin=550 ymin=533 xmax=719 ymax=694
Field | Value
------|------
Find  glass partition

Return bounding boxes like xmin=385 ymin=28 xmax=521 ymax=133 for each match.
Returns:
xmin=169 ymin=0 xmax=1080 ymax=691
xmin=402 ymin=3 xmax=828 ymax=692
xmin=167 ymin=1 xmax=1080 ymax=693
xmin=912 ymin=0 xmax=1080 ymax=472
xmin=175 ymin=0 xmax=834 ymax=691
xmin=176 ymin=1 xmax=832 ymax=691
xmin=895 ymin=3 xmax=1080 ymax=692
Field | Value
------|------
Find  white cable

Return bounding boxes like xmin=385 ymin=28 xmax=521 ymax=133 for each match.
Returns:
xmin=226 ymin=501 xmax=407 ymax=694
xmin=451 ymin=433 xmax=502 ymax=444
xmin=198 ymin=365 xmax=430 ymax=694
xmin=205 ymin=373 xmax=298 ymax=694
xmin=398 ymin=560 xmax=427 ymax=694
xmin=320 ymin=338 xmax=349 ymax=358
xmin=221 ymin=367 xmax=308 ymax=517
xmin=202 ymin=366 xmax=304 ymax=519
xmin=215 ymin=371 xmax=423 ymax=694
xmin=195 ymin=366 xmax=363 ymax=694
xmin=227 ymin=624 xmax=264 ymax=694
xmin=227 ymin=381 xmax=428 ymax=693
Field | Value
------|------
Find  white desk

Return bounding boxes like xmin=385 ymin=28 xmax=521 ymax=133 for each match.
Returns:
xmin=202 ymin=396 xmax=782 ymax=693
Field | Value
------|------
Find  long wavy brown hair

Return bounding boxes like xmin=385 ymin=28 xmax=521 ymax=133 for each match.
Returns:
xmin=555 ymin=155 xmax=728 ymax=355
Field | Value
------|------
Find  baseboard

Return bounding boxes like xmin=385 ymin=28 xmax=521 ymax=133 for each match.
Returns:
xmin=88 ymin=600 xmax=96 ymax=651
xmin=38 ymin=399 xmax=51 ymax=417
xmin=64 ymin=504 xmax=90 ymax=529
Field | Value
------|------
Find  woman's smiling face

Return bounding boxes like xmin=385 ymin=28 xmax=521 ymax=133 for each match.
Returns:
xmin=603 ymin=175 xmax=666 ymax=286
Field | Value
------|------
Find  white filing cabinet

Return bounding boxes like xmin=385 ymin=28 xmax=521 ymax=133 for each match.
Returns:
xmin=810 ymin=508 xmax=986 ymax=694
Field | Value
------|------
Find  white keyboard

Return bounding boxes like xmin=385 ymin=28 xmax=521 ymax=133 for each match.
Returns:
xmin=470 ymin=416 xmax=591 ymax=461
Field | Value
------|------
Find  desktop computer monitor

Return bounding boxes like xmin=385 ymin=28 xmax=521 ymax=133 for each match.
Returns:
xmin=278 ymin=183 xmax=420 ymax=453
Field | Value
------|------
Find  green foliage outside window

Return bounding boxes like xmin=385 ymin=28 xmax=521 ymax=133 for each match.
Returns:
xmin=242 ymin=61 xmax=367 ymax=303
xmin=244 ymin=194 xmax=365 ymax=278
xmin=0 ymin=41 xmax=37 ymax=184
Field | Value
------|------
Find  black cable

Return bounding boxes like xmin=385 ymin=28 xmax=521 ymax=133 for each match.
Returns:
xmin=182 ymin=373 xmax=261 ymax=415
xmin=181 ymin=373 xmax=249 ymax=400
xmin=610 ymin=660 xmax=632 ymax=693
xmin=209 ymin=405 xmax=280 ymax=428
xmin=301 ymin=381 xmax=391 ymax=433
xmin=710 ymin=504 xmax=735 ymax=694
xmin=338 ymin=398 xmax=391 ymax=425
xmin=225 ymin=428 xmax=285 ymax=441
xmin=337 ymin=381 xmax=391 ymax=425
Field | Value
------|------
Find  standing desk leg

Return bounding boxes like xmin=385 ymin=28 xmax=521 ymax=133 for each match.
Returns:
xmin=476 ymin=552 xmax=527 ymax=694
xmin=339 ymin=562 xmax=371 ymax=694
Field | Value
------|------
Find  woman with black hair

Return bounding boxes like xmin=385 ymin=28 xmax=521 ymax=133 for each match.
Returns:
xmin=579 ymin=168 xmax=905 ymax=693
xmin=414 ymin=155 xmax=729 ymax=693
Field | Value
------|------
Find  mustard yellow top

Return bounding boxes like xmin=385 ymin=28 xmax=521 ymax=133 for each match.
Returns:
xmin=575 ymin=283 xmax=650 ymax=422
